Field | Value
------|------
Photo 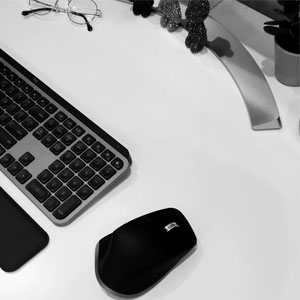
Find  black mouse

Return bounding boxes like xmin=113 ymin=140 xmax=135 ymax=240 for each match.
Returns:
xmin=95 ymin=208 xmax=197 ymax=296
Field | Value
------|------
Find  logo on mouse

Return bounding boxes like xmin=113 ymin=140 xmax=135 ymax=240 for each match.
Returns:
xmin=164 ymin=222 xmax=179 ymax=232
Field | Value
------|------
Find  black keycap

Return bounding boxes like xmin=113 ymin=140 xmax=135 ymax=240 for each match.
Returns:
xmin=53 ymin=195 xmax=81 ymax=219
xmin=54 ymin=111 xmax=67 ymax=122
xmin=0 ymin=96 xmax=12 ymax=108
xmin=100 ymin=165 xmax=116 ymax=180
xmin=19 ymin=152 xmax=35 ymax=166
xmin=20 ymin=98 xmax=34 ymax=110
xmin=58 ymin=167 xmax=74 ymax=182
xmin=26 ymin=179 xmax=50 ymax=202
xmin=21 ymin=84 xmax=33 ymax=94
xmin=78 ymin=166 xmax=95 ymax=181
xmin=7 ymin=161 xmax=23 ymax=176
xmin=0 ymin=126 xmax=16 ymax=149
xmin=60 ymin=150 xmax=76 ymax=164
xmin=63 ymin=118 xmax=76 ymax=129
xmin=5 ymin=120 xmax=28 ymax=140
xmin=72 ymin=125 xmax=85 ymax=137
xmin=88 ymin=175 xmax=105 ymax=190
xmin=61 ymin=132 xmax=76 ymax=146
xmin=44 ymin=118 xmax=59 ymax=131
xmin=55 ymin=186 xmax=72 ymax=202
xmin=33 ymin=126 xmax=48 ymax=140
xmin=28 ymin=105 xmax=49 ymax=122
xmin=111 ymin=157 xmax=124 ymax=170
xmin=50 ymin=141 xmax=66 ymax=155
xmin=67 ymin=176 xmax=84 ymax=191
xmin=0 ymin=65 xmax=10 ymax=75
xmin=0 ymin=145 xmax=5 ymax=156
xmin=7 ymin=72 xmax=18 ymax=82
xmin=80 ymin=149 xmax=96 ymax=163
xmin=49 ymin=159 xmax=64 ymax=174
xmin=15 ymin=169 xmax=32 ymax=184
xmin=69 ymin=158 xmax=85 ymax=172
xmin=14 ymin=77 xmax=25 ymax=87
xmin=0 ymin=153 xmax=15 ymax=167
xmin=91 ymin=141 xmax=105 ymax=153
xmin=71 ymin=141 xmax=87 ymax=155
xmin=37 ymin=97 xmax=49 ymax=107
xmin=14 ymin=110 xmax=28 ymax=122
xmin=0 ymin=91 xmax=5 ymax=100
xmin=37 ymin=169 xmax=53 ymax=184
xmin=101 ymin=149 xmax=115 ymax=162
xmin=52 ymin=125 xmax=67 ymax=138
xmin=5 ymin=85 xmax=18 ymax=97
xmin=76 ymin=185 xmax=93 ymax=200
xmin=0 ymin=79 xmax=11 ymax=91
xmin=22 ymin=116 xmax=38 ymax=131
xmin=6 ymin=103 xmax=20 ymax=115
xmin=90 ymin=157 xmax=106 ymax=171
xmin=82 ymin=133 xmax=96 ymax=145
xmin=41 ymin=133 xmax=56 ymax=147
xmin=45 ymin=103 xmax=57 ymax=114
xmin=46 ymin=177 xmax=63 ymax=192
xmin=44 ymin=196 xmax=60 ymax=212
xmin=12 ymin=91 xmax=27 ymax=103
xmin=0 ymin=113 xmax=12 ymax=126
xmin=29 ymin=90 xmax=41 ymax=100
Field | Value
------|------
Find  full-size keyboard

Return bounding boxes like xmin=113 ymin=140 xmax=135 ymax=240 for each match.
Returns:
xmin=0 ymin=48 xmax=131 ymax=226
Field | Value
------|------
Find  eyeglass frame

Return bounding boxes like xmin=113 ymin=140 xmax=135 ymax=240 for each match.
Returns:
xmin=21 ymin=0 xmax=102 ymax=32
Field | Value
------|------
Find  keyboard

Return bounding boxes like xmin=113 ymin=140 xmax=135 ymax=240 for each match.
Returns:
xmin=0 ymin=48 xmax=131 ymax=226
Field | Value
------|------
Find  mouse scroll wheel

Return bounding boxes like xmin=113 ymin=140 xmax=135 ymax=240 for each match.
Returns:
xmin=164 ymin=222 xmax=180 ymax=232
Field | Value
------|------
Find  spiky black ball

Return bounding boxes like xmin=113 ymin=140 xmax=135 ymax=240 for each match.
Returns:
xmin=185 ymin=0 xmax=210 ymax=22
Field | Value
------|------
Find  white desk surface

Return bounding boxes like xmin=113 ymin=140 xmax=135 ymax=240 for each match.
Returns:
xmin=0 ymin=1 xmax=299 ymax=299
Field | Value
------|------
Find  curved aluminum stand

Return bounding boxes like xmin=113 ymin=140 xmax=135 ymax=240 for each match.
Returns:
xmin=207 ymin=17 xmax=281 ymax=130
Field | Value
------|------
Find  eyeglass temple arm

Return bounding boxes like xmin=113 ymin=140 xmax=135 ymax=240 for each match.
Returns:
xmin=21 ymin=7 xmax=52 ymax=16
xmin=69 ymin=11 xmax=93 ymax=32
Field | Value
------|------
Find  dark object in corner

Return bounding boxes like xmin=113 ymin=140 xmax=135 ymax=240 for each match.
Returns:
xmin=129 ymin=0 xmax=154 ymax=17
xmin=96 ymin=208 xmax=197 ymax=296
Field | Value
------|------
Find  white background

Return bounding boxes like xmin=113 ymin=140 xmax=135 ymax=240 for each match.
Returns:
xmin=0 ymin=0 xmax=299 ymax=299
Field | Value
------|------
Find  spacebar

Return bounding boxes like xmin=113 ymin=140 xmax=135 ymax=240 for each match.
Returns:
xmin=0 ymin=126 xmax=17 ymax=149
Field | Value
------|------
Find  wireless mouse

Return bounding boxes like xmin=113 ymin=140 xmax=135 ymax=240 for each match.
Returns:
xmin=95 ymin=208 xmax=197 ymax=296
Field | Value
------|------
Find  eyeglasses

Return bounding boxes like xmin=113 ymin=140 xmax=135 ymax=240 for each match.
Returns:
xmin=22 ymin=0 xmax=102 ymax=31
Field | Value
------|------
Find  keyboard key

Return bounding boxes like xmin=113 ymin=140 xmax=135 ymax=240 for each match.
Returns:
xmin=41 ymin=133 xmax=57 ymax=147
xmin=7 ymin=71 xmax=18 ymax=82
xmin=60 ymin=150 xmax=76 ymax=164
xmin=61 ymin=132 xmax=76 ymax=146
xmin=76 ymin=185 xmax=93 ymax=200
xmin=52 ymin=125 xmax=67 ymax=138
xmin=5 ymin=85 xmax=18 ymax=97
xmin=100 ymin=165 xmax=116 ymax=180
xmin=88 ymin=175 xmax=105 ymax=190
xmin=54 ymin=111 xmax=67 ymax=122
xmin=21 ymin=98 xmax=34 ymax=110
xmin=0 ymin=113 xmax=12 ymax=126
xmin=19 ymin=152 xmax=35 ymax=166
xmin=0 ymin=79 xmax=11 ymax=91
xmin=22 ymin=116 xmax=38 ymax=131
xmin=33 ymin=126 xmax=48 ymax=140
xmin=16 ymin=169 xmax=32 ymax=184
xmin=50 ymin=141 xmax=66 ymax=155
xmin=90 ymin=157 xmax=106 ymax=171
xmin=69 ymin=158 xmax=85 ymax=172
xmin=53 ymin=195 xmax=81 ymax=219
xmin=63 ymin=118 xmax=76 ymax=129
xmin=58 ymin=167 xmax=74 ymax=182
xmin=14 ymin=77 xmax=25 ymax=87
xmin=6 ymin=103 xmax=20 ymax=115
xmin=80 ymin=149 xmax=96 ymax=163
xmin=46 ymin=177 xmax=63 ymax=192
xmin=0 ymin=153 xmax=15 ymax=167
xmin=12 ymin=91 xmax=26 ymax=103
xmin=78 ymin=166 xmax=95 ymax=181
xmin=82 ymin=133 xmax=95 ymax=145
xmin=111 ymin=157 xmax=124 ymax=170
xmin=29 ymin=89 xmax=41 ymax=100
xmin=5 ymin=120 xmax=28 ymax=140
xmin=55 ymin=186 xmax=72 ymax=201
xmin=0 ymin=145 xmax=5 ymax=156
xmin=37 ymin=97 xmax=49 ymax=107
xmin=101 ymin=149 xmax=115 ymax=162
xmin=43 ymin=196 xmax=60 ymax=212
xmin=45 ymin=103 xmax=57 ymax=114
xmin=0 ymin=96 xmax=12 ymax=108
xmin=91 ymin=141 xmax=105 ymax=153
xmin=0 ymin=65 xmax=10 ymax=75
xmin=72 ymin=125 xmax=85 ymax=137
xmin=7 ymin=161 xmax=23 ymax=176
xmin=44 ymin=118 xmax=59 ymax=131
xmin=28 ymin=105 xmax=49 ymax=122
xmin=71 ymin=141 xmax=87 ymax=155
xmin=67 ymin=176 xmax=84 ymax=191
xmin=21 ymin=84 xmax=33 ymax=94
xmin=49 ymin=159 xmax=64 ymax=174
xmin=14 ymin=110 xmax=28 ymax=122
xmin=37 ymin=169 xmax=53 ymax=184
xmin=0 ymin=126 xmax=16 ymax=149
xmin=26 ymin=179 xmax=50 ymax=202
